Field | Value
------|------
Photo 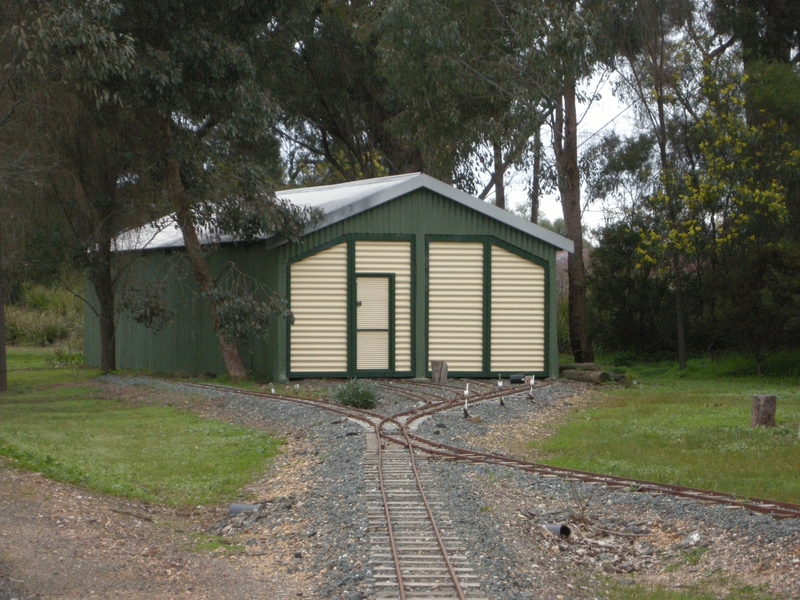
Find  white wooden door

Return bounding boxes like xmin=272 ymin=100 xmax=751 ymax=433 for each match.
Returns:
xmin=356 ymin=276 xmax=390 ymax=370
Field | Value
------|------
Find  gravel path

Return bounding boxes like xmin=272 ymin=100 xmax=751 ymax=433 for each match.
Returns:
xmin=140 ymin=378 xmax=800 ymax=599
xmin=4 ymin=376 xmax=798 ymax=599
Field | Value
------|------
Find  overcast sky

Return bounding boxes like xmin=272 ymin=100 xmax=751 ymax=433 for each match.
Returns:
xmin=496 ymin=71 xmax=638 ymax=234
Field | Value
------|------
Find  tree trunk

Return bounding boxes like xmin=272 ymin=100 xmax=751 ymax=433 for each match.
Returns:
xmin=163 ymin=121 xmax=248 ymax=382
xmin=492 ymin=140 xmax=506 ymax=210
xmin=553 ymin=79 xmax=594 ymax=363
xmin=0 ymin=222 xmax=6 ymax=392
xmin=656 ymin=80 xmax=687 ymax=371
xmin=750 ymin=395 xmax=777 ymax=427
xmin=94 ymin=237 xmax=116 ymax=374
xmin=531 ymin=127 xmax=541 ymax=224
xmin=561 ymin=369 xmax=609 ymax=384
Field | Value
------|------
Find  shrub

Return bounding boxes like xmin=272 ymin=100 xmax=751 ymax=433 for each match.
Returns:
xmin=5 ymin=284 xmax=83 ymax=346
xmin=331 ymin=379 xmax=379 ymax=410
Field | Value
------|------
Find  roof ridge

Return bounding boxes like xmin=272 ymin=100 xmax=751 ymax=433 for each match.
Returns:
xmin=277 ymin=173 xmax=420 ymax=195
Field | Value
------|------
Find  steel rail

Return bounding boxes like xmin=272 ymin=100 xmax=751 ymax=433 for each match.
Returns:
xmin=392 ymin=433 xmax=800 ymax=519
xmin=377 ymin=415 xmax=468 ymax=600
xmin=377 ymin=381 xmax=443 ymax=405
xmin=177 ymin=380 xmax=800 ymax=520
xmin=375 ymin=421 xmax=407 ymax=600
xmin=184 ymin=381 xmax=465 ymax=597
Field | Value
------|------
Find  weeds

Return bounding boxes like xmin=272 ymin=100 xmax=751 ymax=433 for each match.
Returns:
xmin=567 ymin=480 xmax=596 ymax=524
xmin=331 ymin=379 xmax=379 ymax=410
xmin=5 ymin=284 xmax=83 ymax=346
xmin=665 ymin=547 xmax=710 ymax=573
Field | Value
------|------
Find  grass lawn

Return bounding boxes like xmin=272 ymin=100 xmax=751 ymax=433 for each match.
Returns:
xmin=609 ymin=582 xmax=781 ymax=600
xmin=530 ymin=355 xmax=800 ymax=504
xmin=0 ymin=347 xmax=282 ymax=506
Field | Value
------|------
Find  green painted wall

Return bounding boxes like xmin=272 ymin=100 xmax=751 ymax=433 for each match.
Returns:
xmin=85 ymin=189 xmax=561 ymax=381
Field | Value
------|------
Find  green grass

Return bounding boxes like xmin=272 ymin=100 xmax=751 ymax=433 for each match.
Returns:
xmin=609 ymin=582 xmax=784 ymax=600
xmin=189 ymin=533 xmax=246 ymax=555
xmin=0 ymin=347 xmax=282 ymax=507
xmin=534 ymin=355 xmax=800 ymax=503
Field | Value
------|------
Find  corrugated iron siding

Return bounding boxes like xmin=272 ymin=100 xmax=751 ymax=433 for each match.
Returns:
xmin=490 ymin=245 xmax=546 ymax=372
xmin=87 ymin=189 xmax=559 ymax=380
xmin=290 ymin=242 xmax=347 ymax=373
xmin=428 ymin=242 xmax=484 ymax=371
xmin=355 ymin=241 xmax=412 ymax=371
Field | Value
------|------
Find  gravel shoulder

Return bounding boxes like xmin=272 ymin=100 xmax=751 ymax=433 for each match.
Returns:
xmin=1 ymin=377 xmax=798 ymax=600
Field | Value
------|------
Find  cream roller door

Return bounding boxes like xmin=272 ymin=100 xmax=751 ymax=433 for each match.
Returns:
xmin=289 ymin=243 xmax=347 ymax=373
xmin=356 ymin=276 xmax=389 ymax=370
xmin=428 ymin=242 xmax=484 ymax=372
xmin=491 ymin=245 xmax=546 ymax=372
xmin=355 ymin=241 xmax=411 ymax=372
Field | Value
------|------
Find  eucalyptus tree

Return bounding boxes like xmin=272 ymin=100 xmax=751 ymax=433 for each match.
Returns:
xmin=110 ymin=0 xmax=317 ymax=382
xmin=261 ymin=0 xmax=426 ymax=184
xmin=378 ymin=0 xmax=544 ymax=203
xmin=0 ymin=0 xmax=136 ymax=383
xmin=597 ymin=0 xmax=698 ymax=367
xmin=379 ymin=0 xmax=598 ymax=362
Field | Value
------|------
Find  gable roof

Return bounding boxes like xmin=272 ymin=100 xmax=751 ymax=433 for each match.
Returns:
xmin=115 ymin=173 xmax=574 ymax=253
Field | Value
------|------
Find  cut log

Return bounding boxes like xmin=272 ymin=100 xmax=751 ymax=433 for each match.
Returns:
xmin=559 ymin=363 xmax=601 ymax=372
xmin=430 ymin=360 xmax=448 ymax=384
xmin=750 ymin=395 xmax=776 ymax=428
xmin=561 ymin=369 xmax=609 ymax=384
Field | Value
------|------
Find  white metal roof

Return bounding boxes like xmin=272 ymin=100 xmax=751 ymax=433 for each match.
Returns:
xmin=114 ymin=173 xmax=574 ymax=253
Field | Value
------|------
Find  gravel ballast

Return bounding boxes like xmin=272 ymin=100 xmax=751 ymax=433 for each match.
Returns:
xmin=69 ymin=377 xmax=800 ymax=598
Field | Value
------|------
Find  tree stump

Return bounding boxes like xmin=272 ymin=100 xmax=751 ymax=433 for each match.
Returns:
xmin=430 ymin=360 xmax=448 ymax=384
xmin=750 ymin=395 xmax=777 ymax=428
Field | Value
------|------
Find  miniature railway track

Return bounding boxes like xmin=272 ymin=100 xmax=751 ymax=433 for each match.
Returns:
xmin=365 ymin=422 xmax=485 ymax=599
xmin=177 ymin=378 xmax=800 ymax=597
xmin=183 ymin=380 xmax=800 ymax=521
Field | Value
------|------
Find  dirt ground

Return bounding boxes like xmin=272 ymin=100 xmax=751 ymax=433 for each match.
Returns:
xmin=0 ymin=430 xmax=318 ymax=600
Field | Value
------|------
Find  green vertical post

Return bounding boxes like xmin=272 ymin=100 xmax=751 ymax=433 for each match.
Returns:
xmin=414 ymin=234 xmax=427 ymax=377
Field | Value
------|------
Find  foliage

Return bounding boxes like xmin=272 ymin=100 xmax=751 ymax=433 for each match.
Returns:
xmin=265 ymin=0 xmax=414 ymax=182
xmin=118 ymin=283 xmax=175 ymax=333
xmin=331 ymin=379 xmax=379 ymax=410
xmin=588 ymin=221 xmax=673 ymax=354
xmin=556 ymin=296 xmax=571 ymax=355
xmin=4 ymin=284 xmax=83 ymax=346
xmin=712 ymin=242 xmax=800 ymax=373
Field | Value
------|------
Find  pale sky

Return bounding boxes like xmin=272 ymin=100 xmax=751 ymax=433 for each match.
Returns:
xmin=492 ymin=71 xmax=638 ymax=235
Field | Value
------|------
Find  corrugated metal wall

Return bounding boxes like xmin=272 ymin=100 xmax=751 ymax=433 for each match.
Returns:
xmin=355 ymin=241 xmax=412 ymax=372
xmin=88 ymin=188 xmax=560 ymax=379
xmin=428 ymin=242 xmax=484 ymax=372
xmin=289 ymin=242 xmax=348 ymax=373
xmin=490 ymin=245 xmax=546 ymax=372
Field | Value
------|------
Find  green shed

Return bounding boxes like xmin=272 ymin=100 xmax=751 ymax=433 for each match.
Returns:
xmin=84 ymin=173 xmax=573 ymax=381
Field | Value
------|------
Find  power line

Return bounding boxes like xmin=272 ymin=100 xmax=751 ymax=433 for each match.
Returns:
xmin=577 ymin=101 xmax=636 ymax=149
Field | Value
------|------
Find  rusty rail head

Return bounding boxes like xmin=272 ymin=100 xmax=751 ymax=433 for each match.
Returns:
xmin=374 ymin=420 xmax=407 ymax=600
xmin=377 ymin=415 xmax=467 ymax=600
xmin=177 ymin=380 xmax=800 ymax=521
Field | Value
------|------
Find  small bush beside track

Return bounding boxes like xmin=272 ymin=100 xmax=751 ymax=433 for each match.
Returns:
xmin=331 ymin=379 xmax=379 ymax=410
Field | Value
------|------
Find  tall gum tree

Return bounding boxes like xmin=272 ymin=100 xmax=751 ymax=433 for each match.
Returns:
xmin=379 ymin=0 xmax=598 ymax=362
xmin=117 ymin=0 xmax=316 ymax=381
xmin=1 ymin=0 xmax=136 ymax=378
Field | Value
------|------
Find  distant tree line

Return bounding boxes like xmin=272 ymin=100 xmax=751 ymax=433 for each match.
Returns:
xmin=1 ymin=0 xmax=798 ymax=388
